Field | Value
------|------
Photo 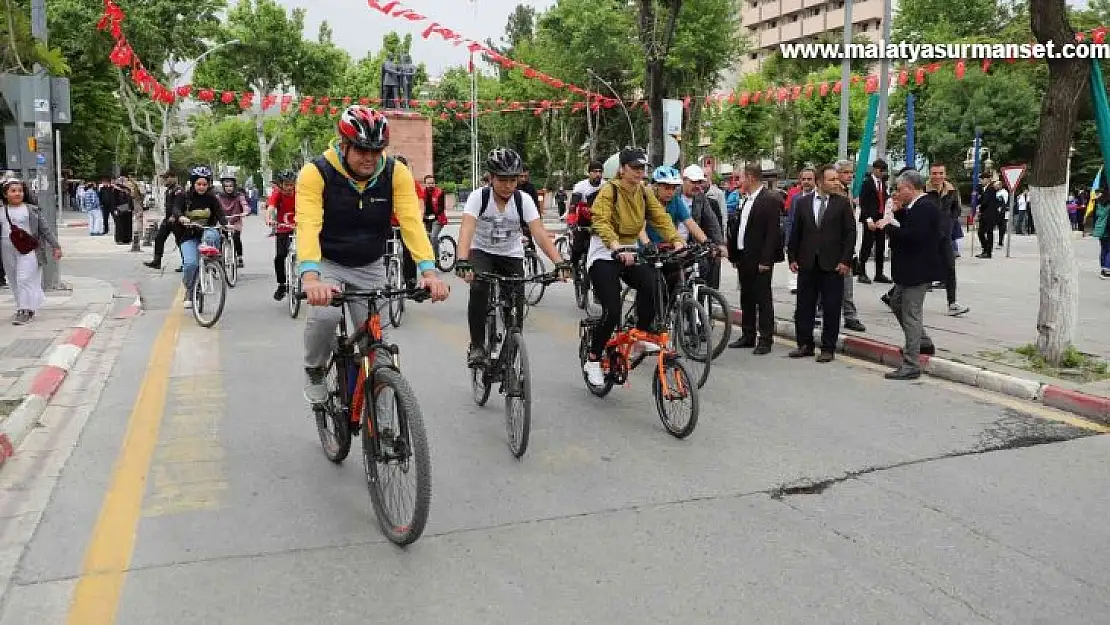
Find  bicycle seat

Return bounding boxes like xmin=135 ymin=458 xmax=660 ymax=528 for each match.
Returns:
xmin=198 ymin=244 xmax=221 ymax=257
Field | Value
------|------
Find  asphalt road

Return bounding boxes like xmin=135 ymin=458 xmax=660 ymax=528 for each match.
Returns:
xmin=2 ymin=219 xmax=1109 ymax=624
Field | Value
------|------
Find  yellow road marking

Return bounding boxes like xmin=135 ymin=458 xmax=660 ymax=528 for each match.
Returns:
xmin=66 ymin=289 xmax=184 ymax=624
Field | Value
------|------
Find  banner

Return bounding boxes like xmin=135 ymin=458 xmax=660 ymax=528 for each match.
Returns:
xmin=852 ymin=94 xmax=880 ymax=198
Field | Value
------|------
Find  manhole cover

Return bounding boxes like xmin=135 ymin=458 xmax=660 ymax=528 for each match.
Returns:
xmin=0 ymin=337 xmax=55 ymax=359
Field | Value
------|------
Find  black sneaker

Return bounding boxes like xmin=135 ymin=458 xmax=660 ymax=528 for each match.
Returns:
xmin=144 ymin=259 xmax=161 ymax=269
xmin=273 ymin=285 xmax=288 ymax=301
xmin=467 ymin=345 xmax=487 ymax=367
xmin=237 ymin=258 xmax=244 ymax=268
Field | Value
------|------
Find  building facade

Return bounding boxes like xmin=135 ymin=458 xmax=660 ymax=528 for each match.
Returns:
xmin=737 ymin=0 xmax=888 ymax=75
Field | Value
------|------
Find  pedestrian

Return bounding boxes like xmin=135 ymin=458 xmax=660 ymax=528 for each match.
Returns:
xmin=111 ymin=177 xmax=134 ymax=245
xmin=1014 ymin=188 xmax=1029 ymax=235
xmin=96 ymin=175 xmax=114 ymax=236
xmin=925 ymin=163 xmax=970 ymax=316
xmin=727 ymin=162 xmax=783 ymax=355
xmin=144 ymin=171 xmax=185 ymax=271
xmin=995 ymin=181 xmax=1008 ymax=247
xmin=1092 ymin=181 xmax=1110 ymax=278
xmin=824 ymin=160 xmax=867 ymax=332
xmin=784 ymin=167 xmax=816 ymax=295
xmin=873 ymin=169 xmax=945 ymax=380
xmin=78 ymin=182 xmax=104 ymax=235
xmin=788 ymin=163 xmax=856 ymax=363
xmin=1 ymin=178 xmax=63 ymax=325
xmin=857 ymin=158 xmax=892 ymax=284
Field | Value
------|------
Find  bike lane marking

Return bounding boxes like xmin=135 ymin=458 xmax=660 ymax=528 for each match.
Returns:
xmin=65 ymin=290 xmax=184 ymax=625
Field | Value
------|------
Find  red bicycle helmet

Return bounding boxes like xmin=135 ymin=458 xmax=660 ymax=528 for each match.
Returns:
xmin=338 ymin=105 xmax=389 ymax=150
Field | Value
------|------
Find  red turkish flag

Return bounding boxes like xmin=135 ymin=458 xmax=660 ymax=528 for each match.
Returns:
xmin=955 ymin=59 xmax=966 ymax=79
xmin=898 ymin=70 xmax=908 ymax=86
xmin=915 ymin=68 xmax=926 ymax=85
xmin=176 ymin=85 xmax=192 ymax=98
xmin=819 ymin=83 xmax=829 ymax=97
xmin=220 ymin=91 xmax=235 ymax=104
xmin=199 ymin=89 xmax=215 ymax=102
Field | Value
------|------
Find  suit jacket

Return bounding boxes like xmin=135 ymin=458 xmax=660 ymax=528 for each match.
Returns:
xmin=858 ymin=174 xmax=887 ymax=222
xmin=883 ymin=193 xmax=946 ymax=287
xmin=688 ymin=192 xmax=724 ymax=245
xmin=727 ymin=187 xmax=783 ymax=270
xmin=788 ymin=193 xmax=856 ymax=272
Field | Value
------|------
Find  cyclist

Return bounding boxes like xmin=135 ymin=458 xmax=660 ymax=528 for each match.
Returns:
xmin=569 ymin=160 xmax=605 ymax=208
xmin=567 ymin=160 xmax=605 ymax=279
xmin=172 ymin=165 xmax=226 ymax=309
xmin=297 ymin=105 xmax=450 ymax=404
xmin=455 ymin=148 xmax=570 ymax=366
xmin=216 ymin=170 xmax=249 ymax=268
xmin=420 ymin=173 xmax=448 ymax=257
xmin=267 ymin=169 xmax=297 ymax=301
xmin=583 ymin=148 xmax=684 ymax=386
xmin=639 ymin=166 xmax=720 ymax=295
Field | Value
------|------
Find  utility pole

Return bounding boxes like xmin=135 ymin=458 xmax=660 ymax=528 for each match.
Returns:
xmin=31 ymin=0 xmax=61 ymax=290
xmin=874 ymin=0 xmax=893 ymax=160
xmin=837 ymin=0 xmax=854 ymax=160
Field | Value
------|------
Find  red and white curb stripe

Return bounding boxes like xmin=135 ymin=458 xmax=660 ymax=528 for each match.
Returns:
xmin=722 ymin=307 xmax=1110 ymax=426
xmin=0 ymin=312 xmax=106 ymax=469
xmin=117 ymin=279 xmax=143 ymax=318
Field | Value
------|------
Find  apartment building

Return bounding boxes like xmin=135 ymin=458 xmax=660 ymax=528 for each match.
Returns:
xmin=737 ymin=0 xmax=889 ymax=75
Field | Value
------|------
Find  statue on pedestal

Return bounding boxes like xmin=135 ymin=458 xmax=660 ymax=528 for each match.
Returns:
xmin=398 ymin=53 xmax=416 ymax=106
xmin=380 ymin=54 xmax=401 ymax=109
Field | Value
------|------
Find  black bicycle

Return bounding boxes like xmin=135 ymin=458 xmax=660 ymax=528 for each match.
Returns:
xmin=300 ymin=286 xmax=433 ymax=546
xmin=470 ymin=270 xmax=562 ymax=458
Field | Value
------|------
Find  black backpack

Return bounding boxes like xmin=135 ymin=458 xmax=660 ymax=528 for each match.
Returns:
xmin=478 ymin=187 xmax=532 ymax=242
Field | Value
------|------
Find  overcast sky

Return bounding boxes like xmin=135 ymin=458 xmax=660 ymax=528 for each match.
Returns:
xmin=277 ymin=0 xmax=557 ymax=76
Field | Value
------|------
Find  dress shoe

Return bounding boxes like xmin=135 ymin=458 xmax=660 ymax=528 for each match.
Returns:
xmin=874 ymin=274 xmax=892 ymax=284
xmin=885 ymin=367 xmax=921 ymax=380
xmin=920 ymin=343 xmax=936 ymax=356
xmin=730 ymin=336 xmax=756 ymax=349
xmin=753 ymin=342 xmax=772 ymax=355
xmin=816 ymin=350 xmax=835 ymax=363
xmin=789 ymin=345 xmax=815 ymax=358
xmin=857 ymin=274 xmax=872 ymax=284
xmin=844 ymin=319 xmax=866 ymax=332
xmin=975 ymin=253 xmax=991 ymax=259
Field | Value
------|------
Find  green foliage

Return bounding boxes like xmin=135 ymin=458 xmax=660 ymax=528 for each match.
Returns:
xmin=193 ymin=0 xmax=306 ymax=94
xmin=891 ymin=0 xmax=1003 ymax=44
xmin=191 ymin=113 xmax=296 ymax=172
xmin=712 ymin=74 xmax=774 ymax=161
xmin=792 ymin=67 xmax=868 ymax=170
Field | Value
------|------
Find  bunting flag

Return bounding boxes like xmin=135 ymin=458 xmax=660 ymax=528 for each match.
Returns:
xmin=852 ymin=94 xmax=880 ymax=199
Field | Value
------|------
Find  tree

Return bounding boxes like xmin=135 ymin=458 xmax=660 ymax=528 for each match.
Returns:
xmin=636 ymin=0 xmax=683 ymax=166
xmin=191 ymin=113 xmax=297 ymax=173
xmin=711 ymin=74 xmax=775 ymax=162
xmin=1028 ymin=0 xmax=1087 ymax=365
xmin=791 ymin=67 xmax=868 ymax=170
xmin=193 ymin=0 xmax=309 ymax=184
xmin=891 ymin=0 xmax=1003 ymax=43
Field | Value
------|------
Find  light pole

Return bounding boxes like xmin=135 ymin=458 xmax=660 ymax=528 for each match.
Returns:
xmin=837 ymin=0 xmax=854 ymax=159
xmin=586 ymin=68 xmax=636 ymax=148
xmin=173 ymin=39 xmax=242 ymax=87
xmin=1064 ymin=143 xmax=1076 ymax=198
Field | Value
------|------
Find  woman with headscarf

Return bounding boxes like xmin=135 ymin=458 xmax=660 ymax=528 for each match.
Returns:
xmin=172 ymin=166 xmax=226 ymax=309
xmin=1 ymin=178 xmax=62 ymax=324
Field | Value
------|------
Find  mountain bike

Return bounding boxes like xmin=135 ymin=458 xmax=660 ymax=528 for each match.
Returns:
xmin=300 ymin=286 xmax=433 ymax=546
xmin=578 ymin=247 xmax=700 ymax=438
xmin=469 ymin=270 xmax=561 ymax=458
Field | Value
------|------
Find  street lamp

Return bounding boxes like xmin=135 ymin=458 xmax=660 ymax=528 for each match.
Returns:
xmin=586 ymin=68 xmax=636 ymax=148
xmin=173 ymin=39 xmax=241 ymax=87
xmin=1064 ymin=143 xmax=1077 ymax=196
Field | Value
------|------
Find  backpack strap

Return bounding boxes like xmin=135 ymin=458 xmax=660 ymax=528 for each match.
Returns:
xmin=479 ymin=187 xmax=531 ymax=236
xmin=478 ymin=186 xmax=492 ymax=217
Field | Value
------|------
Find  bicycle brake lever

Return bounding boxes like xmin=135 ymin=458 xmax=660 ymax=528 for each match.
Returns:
xmin=409 ymin=288 xmax=431 ymax=303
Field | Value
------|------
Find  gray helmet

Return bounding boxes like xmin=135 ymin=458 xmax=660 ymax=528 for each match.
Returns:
xmin=486 ymin=148 xmax=523 ymax=177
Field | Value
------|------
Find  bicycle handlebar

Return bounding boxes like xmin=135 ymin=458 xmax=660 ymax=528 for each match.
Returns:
xmin=473 ymin=271 xmax=563 ymax=286
xmin=297 ymin=286 xmax=434 ymax=305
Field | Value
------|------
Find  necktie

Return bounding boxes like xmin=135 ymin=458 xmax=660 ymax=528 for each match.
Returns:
xmin=817 ymin=195 xmax=827 ymax=225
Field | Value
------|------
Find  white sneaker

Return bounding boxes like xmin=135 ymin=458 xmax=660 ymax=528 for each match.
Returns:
xmin=639 ymin=340 xmax=661 ymax=354
xmin=583 ymin=360 xmax=604 ymax=386
xmin=947 ymin=302 xmax=970 ymax=316
xmin=183 ymin=300 xmax=193 ymax=310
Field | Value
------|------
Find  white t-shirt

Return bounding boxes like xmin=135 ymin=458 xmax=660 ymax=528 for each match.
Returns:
xmin=572 ymin=179 xmax=603 ymax=204
xmin=463 ymin=190 xmax=541 ymax=258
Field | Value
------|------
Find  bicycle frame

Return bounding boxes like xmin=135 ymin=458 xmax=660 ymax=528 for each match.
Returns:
xmin=334 ymin=301 xmax=397 ymax=440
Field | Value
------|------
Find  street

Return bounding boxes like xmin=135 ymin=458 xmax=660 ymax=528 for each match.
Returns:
xmin=2 ymin=219 xmax=1109 ymax=624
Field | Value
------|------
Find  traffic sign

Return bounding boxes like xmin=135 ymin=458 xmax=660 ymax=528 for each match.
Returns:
xmin=1000 ymin=165 xmax=1026 ymax=191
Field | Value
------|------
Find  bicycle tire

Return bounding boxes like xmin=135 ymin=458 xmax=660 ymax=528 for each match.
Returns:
xmin=652 ymin=356 xmax=699 ymax=439
xmin=436 ymin=235 xmax=457 ymax=272
xmin=471 ymin=365 xmax=492 ymax=406
xmin=698 ymin=287 xmax=732 ymax=359
xmin=672 ymin=298 xmax=712 ymax=389
xmin=503 ymin=331 xmax=531 ymax=458
xmin=524 ymin=254 xmax=546 ymax=306
xmin=578 ymin=320 xmax=614 ymax=397
xmin=363 ymin=367 xmax=432 ymax=546
xmin=287 ymin=253 xmax=301 ymax=318
xmin=387 ymin=258 xmax=405 ymax=327
xmin=222 ymin=238 xmax=238 ymax=287
xmin=192 ymin=259 xmax=227 ymax=328
xmin=574 ymin=267 xmax=589 ymax=310
xmin=315 ymin=356 xmax=352 ymax=463
xmin=554 ymin=236 xmax=569 ymax=260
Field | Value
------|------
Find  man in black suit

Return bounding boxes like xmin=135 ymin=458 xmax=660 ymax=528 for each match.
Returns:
xmin=975 ymin=175 xmax=1001 ymax=258
xmin=727 ymin=162 xmax=783 ymax=355
xmin=788 ymin=164 xmax=857 ymax=362
xmin=872 ymin=169 xmax=946 ymax=380
xmin=857 ymin=159 xmax=891 ymax=284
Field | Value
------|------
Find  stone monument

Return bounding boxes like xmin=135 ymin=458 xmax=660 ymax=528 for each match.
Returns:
xmin=380 ymin=54 xmax=401 ymax=109
xmin=398 ymin=53 xmax=416 ymax=105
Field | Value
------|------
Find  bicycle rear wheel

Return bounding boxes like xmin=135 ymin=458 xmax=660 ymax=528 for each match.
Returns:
xmin=502 ymin=331 xmax=531 ymax=458
xmin=436 ymin=235 xmax=457 ymax=272
xmin=315 ymin=356 xmax=352 ymax=463
xmin=578 ymin=318 xmax=614 ymax=397
xmin=387 ymin=258 xmax=406 ymax=327
xmin=573 ymin=263 xmax=590 ymax=310
xmin=287 ymin=254 xmax=302 ymax=319
xmin=554 ymin=236 xmax=569 ymax=260
xmin=222 ymin=238 xmax=238 ymax=287
xmin=192 ymin=259 xmax=227 ymax=328
xmin=698 ymin=287 xmax=732 ymax=359
xmin=652 ymin=354 xmax=699 ymax=439
xmin=524 ymin=254 xmax=546 ymax=306
xmin=363 ymin=367 xmax=432 ymax=546
xmin=672 ymin=298 xmax=712 ymax=388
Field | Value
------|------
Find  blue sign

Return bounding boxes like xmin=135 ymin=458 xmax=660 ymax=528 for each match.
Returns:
xmin=35 ymin=153 xmax=45 ymax=165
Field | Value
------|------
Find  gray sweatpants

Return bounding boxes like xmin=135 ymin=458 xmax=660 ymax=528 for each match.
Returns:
xmin=304 ymin=258 xmax=387 ymax=370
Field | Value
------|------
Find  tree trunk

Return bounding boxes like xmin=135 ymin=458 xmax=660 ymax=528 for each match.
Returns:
xmin=683 ymin=97 xmax=703 ymax=168
xmin=1029 ymin=0 xmax=1087 ymax=365
xmin=637 ymin=0 xmax=682 ymax=166
xmin=646 ymin=58 xmax=665 ymax=165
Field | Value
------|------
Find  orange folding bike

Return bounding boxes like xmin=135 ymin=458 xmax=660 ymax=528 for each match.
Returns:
xmin=578 ymin=247 xmax=699 ymax=438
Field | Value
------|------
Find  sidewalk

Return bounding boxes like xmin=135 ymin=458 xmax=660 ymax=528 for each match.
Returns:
xmin=717 ymin=232 xmax=1110 ymax=422
xmin=0 ymin=221 xmax=144 ymax=467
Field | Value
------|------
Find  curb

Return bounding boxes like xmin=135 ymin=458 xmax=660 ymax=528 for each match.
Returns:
xmin=116 ymin=279 xmax=144 ymax=318
xmin=722 ymin=308 xmax=1110 ymax=426
xmin=0 ymin=312 xmax=107 ymax=469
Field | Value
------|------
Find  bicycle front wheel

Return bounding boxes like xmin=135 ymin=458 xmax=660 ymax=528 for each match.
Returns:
xmin=363 ymin=367 xmax=432 ymax=546
xmin=192 ymin=259 xmax=227 ymax=328
xmin=698 ymin=287 xmax=732 ymax=359
xmin=222 ymin=238 xmax=238 ymax=287
xmin=672 ymin=298 xmax=712 ymax=388
xmin=387 ymin=258 xmax=405 ymax=327
xmin=502 ymin=331 xmax=531 ymax=458
xmin=524 ymin=254 xmax=546 ymax=306
xmin=436 ymin=235 xmax=457 ymax=272
xmin=652 ymin=355 xmax=699 ymax=439
xmin=315 ymin=356 xmax=352 ymax=463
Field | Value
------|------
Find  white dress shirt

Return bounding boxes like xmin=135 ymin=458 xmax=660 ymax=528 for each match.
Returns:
xmin=736 ymin=186 xmax=763 ymax=250
xmin=813 ymin=194 xmax=826 ymax=225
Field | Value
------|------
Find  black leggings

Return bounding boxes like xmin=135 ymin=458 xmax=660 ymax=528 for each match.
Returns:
xmin=587 ymin=260 xmax=659 ymax=357
xmin=274 ymin=233 xmax=291 ymax=286
xmin=231 ymin=230 xmax=243 ymax=257
xmin=467 ymin=249 xmax=524 ymax=348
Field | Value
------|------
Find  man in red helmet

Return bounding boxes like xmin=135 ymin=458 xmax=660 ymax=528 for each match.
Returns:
xmin=296 ymin=105 xmax=450 ymax=405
